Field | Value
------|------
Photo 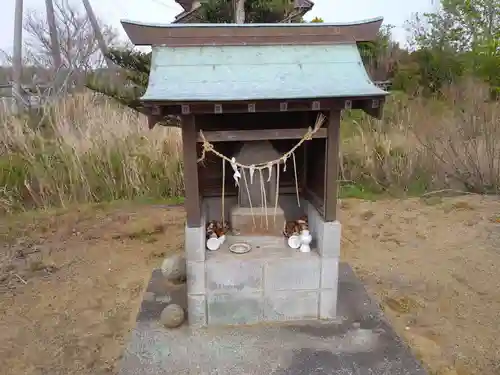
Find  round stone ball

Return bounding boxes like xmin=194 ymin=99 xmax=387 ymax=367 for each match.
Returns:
xmin=160 ymin=304 xmax=185 ymax=329
xmin=160 ymin=254 xmax=186 ymax=282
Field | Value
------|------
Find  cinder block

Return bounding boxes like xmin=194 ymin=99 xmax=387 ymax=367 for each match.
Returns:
xmin=187 ymin=294 xmax=207 ymax=327
xmin=265 ymin=257 xmax=320 ymax=291
xmin=264 ymin=290 xmax=319 ymax=321
xmin=319 ymin=289 xmax=338 ymax=320
xmin=185 ymin=225 xmax=205 ymax=262
xmin=206 ymin=259 xmax=263 ymax=293
xmin=186 ymin=261 xmax=205 ymax=295
xmin=321 ymin=257 xmax=339 ymax=289
xmin=318 ymin=221 xmax=341 ymax=258
xmin=207 ymin=292 xmax=263 ymax=325
xmin=306 ymin=202 xmax=341 ymax=258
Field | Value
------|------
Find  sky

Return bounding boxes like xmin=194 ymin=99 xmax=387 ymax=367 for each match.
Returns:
xmin=1 ymin=0 xmax=436 ymax=54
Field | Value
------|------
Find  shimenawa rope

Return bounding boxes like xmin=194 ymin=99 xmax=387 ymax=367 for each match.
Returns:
xmin=197 ymin=113 xmax=326 ymax=230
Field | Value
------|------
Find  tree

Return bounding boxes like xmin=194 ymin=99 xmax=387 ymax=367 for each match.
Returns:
xmin=199 ymin=0 xmax=303 ymax=24
xmin=404 ymin=0 xmax=500 ymax=95
xmin=234 ymin=0 xmax=245 ymax=23
xmin=87 ymin=49 xmax=151 ymax=113
xmin=23 ymin=0 xmax=119 ymax=72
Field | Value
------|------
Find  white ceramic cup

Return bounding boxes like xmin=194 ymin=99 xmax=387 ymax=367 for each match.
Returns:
xmin=287 ymin=235 xmax=301 ymax=249
xmin=206 ymin=237 xmax=221 ymax=251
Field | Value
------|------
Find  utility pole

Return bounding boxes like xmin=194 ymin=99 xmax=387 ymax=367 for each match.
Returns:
xmin=234 ymin=0 xmax=245 ymax=23
xmin=12 ymin=0 xmax=24 ymax=113
xmin=45 ymin=0 xmax=62 ymax=69
xmin=82 ymin=0 xmax=115 ymax=68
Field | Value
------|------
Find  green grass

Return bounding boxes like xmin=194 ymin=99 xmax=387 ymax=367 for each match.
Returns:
xmin=339 ymin=183 xmax=382 ymax=200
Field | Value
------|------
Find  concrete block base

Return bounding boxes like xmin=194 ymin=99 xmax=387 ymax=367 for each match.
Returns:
xmin=306 ymin=202 xmax=341 ymax=258
xmin=187 ymin=235 xmax=339 ymax=327
xmin=185 ymin=199 xmax=341 ymax=327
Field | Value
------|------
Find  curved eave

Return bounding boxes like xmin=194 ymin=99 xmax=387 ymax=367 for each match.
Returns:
xmin=121 ymin=17 xmax=384 ymax=46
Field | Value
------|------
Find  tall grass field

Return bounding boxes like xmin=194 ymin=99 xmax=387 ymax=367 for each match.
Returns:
xmin=0 ymin=80 xmax=498 ymax=213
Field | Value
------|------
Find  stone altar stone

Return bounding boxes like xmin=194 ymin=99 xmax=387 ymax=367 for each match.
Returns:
xmin=231 ymin=140 xmax=284 ymax=236
xmin=234 ymin=141 xmax=280 ymax=208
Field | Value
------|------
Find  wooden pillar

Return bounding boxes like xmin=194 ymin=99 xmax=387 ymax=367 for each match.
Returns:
xmin=302 ymin=111 xmax=309 ymax=191
xmin=323 ymin=110 xmax=341 ymax=222
xmin=181 ymin=115 xmax=202 ymax=227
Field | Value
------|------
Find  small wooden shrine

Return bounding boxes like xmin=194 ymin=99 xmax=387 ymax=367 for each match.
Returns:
xmin=122 ymin=18 xmax=388 ymax=327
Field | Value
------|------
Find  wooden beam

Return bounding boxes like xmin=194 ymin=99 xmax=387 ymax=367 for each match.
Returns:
xmin=197 ymin=128 xmax=326 ymax=143
xmin=301 ymin=112 xmax=309 ymax=191
xmin=323 ymin=110 xmax=341 ymax=222
xmin=181 ymin=115 xmax=202 ymax=227
xmin=142 ymin=96 xmax=387 ymax=116
xmin=201 ymin=185 xmax=303 ymax=198
xmin=362 ymin=97 xmax=386 ymax=119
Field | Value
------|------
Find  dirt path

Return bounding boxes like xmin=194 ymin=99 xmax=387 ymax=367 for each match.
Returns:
xmin=0 ymin=204 xmax=185 ymax=375
xmin=0 ymin=196 xmax=499 ymax=375
xmin=340 ymin=196 xmax=500 ymax=375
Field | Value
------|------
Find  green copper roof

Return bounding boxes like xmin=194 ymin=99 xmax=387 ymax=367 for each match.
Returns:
xmin=141 ymin=44 xmax=388 ymax=102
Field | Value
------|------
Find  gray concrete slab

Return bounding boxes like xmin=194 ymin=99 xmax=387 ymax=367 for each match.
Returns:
xmin=119 ymin=263 xmax=428 ymax=375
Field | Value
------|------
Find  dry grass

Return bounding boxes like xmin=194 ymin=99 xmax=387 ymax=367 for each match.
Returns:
xmin=0 ymin=94 xmax=184 ymax=212
xmin=0 ymin=81 xmax=499 ymax=212
xmin=340 ymin=80 xmax=500 ymax=195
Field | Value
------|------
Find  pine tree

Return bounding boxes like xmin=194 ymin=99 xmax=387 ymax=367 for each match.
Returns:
xmin=87 ymin=49 xmax=151 ymax=113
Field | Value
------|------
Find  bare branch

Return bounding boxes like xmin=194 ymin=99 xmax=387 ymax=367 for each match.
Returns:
xmin=22 ymin=0 xmax=119 ymax=72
